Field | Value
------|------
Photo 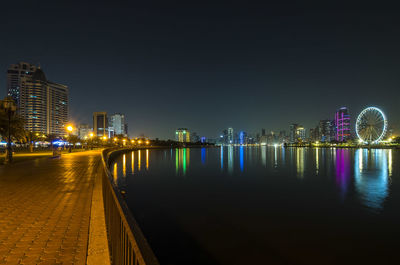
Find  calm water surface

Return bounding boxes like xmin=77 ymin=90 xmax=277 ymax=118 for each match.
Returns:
xmin=112 ymin=147 xmax=400 ymax=265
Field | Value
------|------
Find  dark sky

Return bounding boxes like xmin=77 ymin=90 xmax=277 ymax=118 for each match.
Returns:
xmin=1 ymin=1 xmax=400 ymax=139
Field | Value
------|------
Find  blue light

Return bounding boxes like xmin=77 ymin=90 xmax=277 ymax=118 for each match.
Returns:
xmin=240 ymin=146 xmax=244 ymax=172
xmin=52 ymin=140 xmax=67 ymax=146
xmin=201 ymin=148 xmax=206 ymax=165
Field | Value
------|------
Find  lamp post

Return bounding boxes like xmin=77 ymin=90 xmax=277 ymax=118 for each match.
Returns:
xmin=89 ymin=132 xmax=94 ymax=149
xmin=1 ymin=98 xmax=17 ymax=163
xmin=66 ymin=124 xmax=73 ymax=153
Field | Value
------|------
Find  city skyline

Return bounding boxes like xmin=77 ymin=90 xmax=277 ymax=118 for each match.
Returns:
xmin=1 ymin=2 xmax=400 ymax=139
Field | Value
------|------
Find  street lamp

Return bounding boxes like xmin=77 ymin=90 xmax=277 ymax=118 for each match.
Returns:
xmin=66 ymin=124 xmax=74 ymax=153
xmin=0 ymin=97 xmax=17 ymax=163
xmin=88 ymin=132 xmax=94 ymax=149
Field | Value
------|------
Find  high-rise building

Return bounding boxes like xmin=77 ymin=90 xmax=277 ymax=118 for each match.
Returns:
xmin=176 ymin=128 xmax=190 ymax=142
xmin=78 ymin=124 xmax=91 ymax=139
xmin=309 ymin=127 xmax=319 ymax=142
xmin=239 ymin=131 xmax=247 ymax=145
xmin=93 ymin=112 xmax=108 ymax=137
xmin=319 ymin=120 xmax=335 ymax=142
xmin=109 ymin=113 xmax=127 ymax=137
xmin=297 ymin=127 xmax=306 ymax=142
xmin=221 ymin=129 xmax=228 ymax=144
xmin=7 ymin=63 xmax=69 ymax=135
xmin=278 ymin=131 xmax=287 ymax=143
xmin=191 ymin=132 xmax=200 ymax=143
xmin=290 ymin=124 xmax=306 ymax=143
xmin=289 ymin=124 xmax=298 ymax=143
xmin=228 ymin=127 xmax=234 ymax=144
xmin=335 ymin=107 xmax=351 ymax=142
xmin=7 ymin=62 xmax=37 ymax=107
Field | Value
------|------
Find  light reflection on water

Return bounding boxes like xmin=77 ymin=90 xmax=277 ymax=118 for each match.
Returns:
xmin=113 ymin=147 xmax=394 ymax=212
xmin=354 ymin=149 xmax=389 ymax=211
xmin=112 ymin=147 xmax=399 ymax=265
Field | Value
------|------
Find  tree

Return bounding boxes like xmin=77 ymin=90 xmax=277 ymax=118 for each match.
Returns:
xmin=23 ymin=130 xmax=42 ymax=152
xmin=68 ymin=135 xmax=80 ymax=148
xmin=0 ymin=105 xmax=25 ymax=143
xmin=0 ymin=97 xmax=24 ymax=163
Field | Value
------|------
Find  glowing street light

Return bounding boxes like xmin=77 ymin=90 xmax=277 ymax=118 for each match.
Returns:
xmin=65 ymin=124 xmax=74 ymax=153
xmin=138 ymin=140 xmax=142 ymax=145
xmin=146 ymin=140 xmax=150 ymax=145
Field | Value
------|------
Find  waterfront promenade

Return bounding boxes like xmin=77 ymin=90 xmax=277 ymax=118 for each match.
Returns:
xmin=0 ymin=150 xmax=109 ymax=265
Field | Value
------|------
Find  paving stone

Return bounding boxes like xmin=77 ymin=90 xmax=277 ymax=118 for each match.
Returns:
xmin=0 ymin=151 xmax=101 ymax=264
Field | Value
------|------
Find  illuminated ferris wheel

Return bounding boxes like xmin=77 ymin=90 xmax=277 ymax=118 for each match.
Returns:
xmin=356 ymin=107 xmax=387 ymax=144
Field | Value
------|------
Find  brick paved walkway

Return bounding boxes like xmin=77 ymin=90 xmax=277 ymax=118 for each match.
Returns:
xmin=0 ymin=150 xmax=103 ymax=265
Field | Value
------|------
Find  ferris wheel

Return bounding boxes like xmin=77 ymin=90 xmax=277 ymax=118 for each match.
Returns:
xmin=356 ymin=107 xmax=387 ymax=144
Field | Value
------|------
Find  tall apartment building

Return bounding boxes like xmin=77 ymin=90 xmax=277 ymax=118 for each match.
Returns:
xmin=93 ymin=112 xmax=108 ymax=137
xmin=319 ymin=120 xmax=335 ymax=142
xmin=176 ymin=128 xmax=190 ymax=142
xmin=7 ymin=62 xmax=37 ymax=107
xmin=228 ymin=127 xmax=234 ymax=144
xmin=335 ymin=107 xmax=351 ymax=142
xmin=109 ymin=113 xmax=127 ymax=137
xmin=78 ymin=124 xmax=91 ymax=139
xmin=290 ymin=124 xmax=306 ymax=143
xmin=7 ymin=62 xmax=68 ymax=135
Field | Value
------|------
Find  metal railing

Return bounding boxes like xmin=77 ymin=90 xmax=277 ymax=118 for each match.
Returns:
xmin=101 ymin=148 xmax=160 ymax=265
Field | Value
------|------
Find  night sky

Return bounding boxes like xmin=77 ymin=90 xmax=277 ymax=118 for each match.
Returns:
xmin=1 ymin=1 xmax=400 ymax=139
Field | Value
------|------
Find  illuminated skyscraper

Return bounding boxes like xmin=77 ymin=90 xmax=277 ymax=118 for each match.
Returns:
xmin=239 ymin=131 xmax=247 ymax=145
xmin=176 ymin=128 xmax=190 ymax=142
xmin=297 ymin=127 xmax=306 ymax=142
xmin=93 ymin=112 xmax=108 ymax=137
xmin=78 ymin=124 xmax=91 ymax=139
xmin=319 ymin=120 xmax=335 ymax=142
xmin=290 ymin=124 xmax=306 ymax=143
xmin=7 ymin=63 xmax=69 ymax=135
xmin=228 ymin=127 xmax=234 ymax=144
xmin=7 ymin=62 xmax=37 ymax=107
xmin=335 ymin=107 xmax=351 ymax=142
xmin=289 ymin=124 xmax=298 ymax=143
xmin=109 ymin=113 xmax=127 ymax=137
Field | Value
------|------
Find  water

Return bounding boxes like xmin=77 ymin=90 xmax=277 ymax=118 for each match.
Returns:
xmin=112 ymin=147 xmax=400 ymax=265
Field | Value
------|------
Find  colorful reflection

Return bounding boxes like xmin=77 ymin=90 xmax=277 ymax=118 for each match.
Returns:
xmin=261 ymin=146 xmax=266 ymax=167
xmin=131 ymin=152 xmax=134 ymax=174
xmin=146 ymin=149 xmax=149 ymax=170
xmin=113 ymin=162 xmax=118 ymax=185
xmin=335 ymin=149 xmax=351 ymax=199
xmin=315 ymin=148 xmax=319 ymax=174
xmin=138 ymin=150 xmax=141 ymax=171
xmin=274 ymin=145 xmax=278 ymax=168
xmin=201 ymin=148 xmax=206 ymax=165
xmin=354 ymin=149 xmax=389 ymax=211
xmin=296 ymin=148 xmax=304 ymax=178
xmin=220 ymin=146 xmax=224 ymax=170
xmin=240 ymin=146 xmax=244 ymax=172
xmin=176 ymin=148 xmax=189 ymax=176
xmin=122 ymin=154 xmax=126 ymax=177
xmin=228 ymin=146 xmax=234 ymax=175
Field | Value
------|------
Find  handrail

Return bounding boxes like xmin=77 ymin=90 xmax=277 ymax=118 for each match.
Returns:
xmin=101 ymin=148 xmax=160 ymax=265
